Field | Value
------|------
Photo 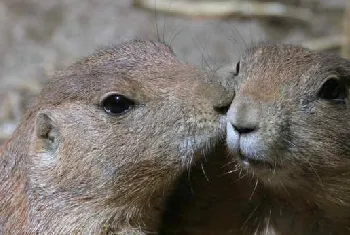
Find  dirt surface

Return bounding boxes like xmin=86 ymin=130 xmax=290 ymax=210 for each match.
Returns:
xmin=0 ymin=0 xmax=346 ymax=142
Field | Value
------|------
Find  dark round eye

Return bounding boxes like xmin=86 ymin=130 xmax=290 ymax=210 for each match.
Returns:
xmin=318 ymin=77 xmax=347 ymax=103
xmin=233 ymin=61 xmax=240 ymax=76
xmin=101 ymin=94 xmax=135 ymax=115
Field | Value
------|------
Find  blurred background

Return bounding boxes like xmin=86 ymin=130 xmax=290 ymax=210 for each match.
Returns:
xmin=0 ymin=0 xmax=348 ymax=143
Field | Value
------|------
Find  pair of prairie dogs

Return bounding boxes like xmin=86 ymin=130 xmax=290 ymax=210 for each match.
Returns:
xmin=0 ymin=40 xmax=350 ymax=235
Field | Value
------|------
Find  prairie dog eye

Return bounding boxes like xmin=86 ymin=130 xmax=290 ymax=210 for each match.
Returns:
xmin=318 ymin=77 xmax=347 ymax=103
xmin=101 ymin=94 xmax=135 ymax=115
xmin=233 ymin=61 xmax=240 ymax=76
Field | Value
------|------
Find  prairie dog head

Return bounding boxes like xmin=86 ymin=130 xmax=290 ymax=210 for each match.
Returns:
xmin=226 ymin=44 xmax=350 ymax=198
xmin=26 ymin=40 xmax=233 ymax=233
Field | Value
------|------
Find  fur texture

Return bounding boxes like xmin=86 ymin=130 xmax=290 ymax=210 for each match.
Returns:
xmin=0 ymin=40 xmax=234 ymax=235
xmin=226 ymin=43 xmax=350 ymax=235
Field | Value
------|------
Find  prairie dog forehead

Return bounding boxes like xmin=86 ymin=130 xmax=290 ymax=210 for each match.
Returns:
xmin=38 ymin=40 xmax=214 ymax=108
xmin=238 ymin=44 xmax=320 ymax=102
xmin=61 ymin=40 xmax=180 ymax=77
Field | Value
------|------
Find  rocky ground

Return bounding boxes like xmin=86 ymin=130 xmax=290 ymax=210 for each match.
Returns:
xmin=0 ymin=0 xmax=346 ymax=142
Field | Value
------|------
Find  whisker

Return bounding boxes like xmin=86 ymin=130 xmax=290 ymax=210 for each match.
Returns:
xmin=249 ymin=178 xmax=259 ymax=200
xmin=191 ymin=37 xmax=212 ymax=70
xmin=168 ymin=24 xmax=186 ymax=47
xmin=278 ymin=179 xmax=290 ymax=196
xmin=308 ymin=161 xmax=324 ymax=189
xmin=241 ymin=203 xmax=261 ymax=229
xmin=254 ymin=220 xmax=261 ymax=235
xmin=201 ymin=161 xmax=210 ymax=183
xmin=235 ymin=172 xmax=248 ymax=182
xmin=264 ymin=208 xmax=272 ymax=235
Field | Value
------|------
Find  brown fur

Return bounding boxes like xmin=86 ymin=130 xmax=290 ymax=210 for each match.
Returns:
xmin=226 ymin=43 xmax=350 ymax=234
xmin=0 ymin=40 xmax=234 ymax=235
xmin=158 ymin=145 xmax=266 ymax=235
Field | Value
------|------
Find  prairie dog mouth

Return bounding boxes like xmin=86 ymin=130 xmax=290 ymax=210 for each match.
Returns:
xmin=226 ymin=122 xmax=273 ymax=170
xmin=239 ymin=153 xmax=273 ymax=170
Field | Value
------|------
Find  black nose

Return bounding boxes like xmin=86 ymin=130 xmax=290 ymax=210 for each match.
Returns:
xmin=213 ymin=103 xmax=231 ymax=114
xmin=232 ymin=124 xmax=257 ymax=134
xmin=213 ymin=90 xmax=235 ymax=114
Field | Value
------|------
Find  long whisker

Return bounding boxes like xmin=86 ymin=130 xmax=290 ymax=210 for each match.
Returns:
xmin=308 ymin=161 xmax=324 ymax=189
xmin=249 ymin=178 xmax=259 ymax=200
xmin=264 ymin=208 xmax=272 ymax=235
xmin=201 ymin=161 xmax=210 ymax=183
xmin=278 ymin=179 xmax=290 ymax=196
xmin=242 ymin=203 xmax=261 ymax=229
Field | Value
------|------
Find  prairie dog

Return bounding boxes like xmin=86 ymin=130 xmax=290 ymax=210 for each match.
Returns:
xmin=0 ymin=40 xmax=234 ymax=235
xmin=226 ymin=43 xmax=350 ymax=235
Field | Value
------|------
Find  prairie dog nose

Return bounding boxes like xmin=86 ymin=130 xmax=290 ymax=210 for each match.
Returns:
xmin=227 ymin=99 xmax=260 ymax=134
xmin=210 ymin=85 xmax=235 ymax=114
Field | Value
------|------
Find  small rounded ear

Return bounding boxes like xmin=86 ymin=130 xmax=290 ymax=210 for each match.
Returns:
xmin=34 ymin=111 xmax=60 ymax=153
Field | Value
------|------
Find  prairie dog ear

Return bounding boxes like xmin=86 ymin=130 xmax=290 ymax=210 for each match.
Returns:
xmin=34 ymin=111 xmax=60 ymax=153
